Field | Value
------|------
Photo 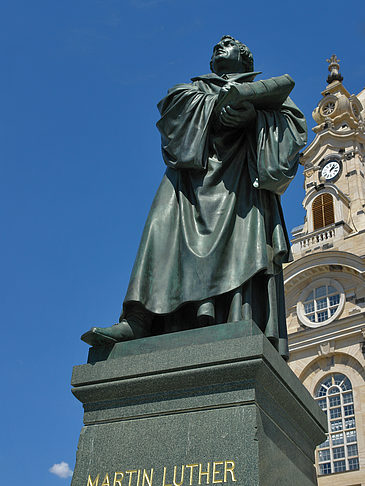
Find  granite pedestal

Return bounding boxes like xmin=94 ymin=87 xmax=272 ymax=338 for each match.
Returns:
xmin=71 ymin=321 xmax=327 ymax=486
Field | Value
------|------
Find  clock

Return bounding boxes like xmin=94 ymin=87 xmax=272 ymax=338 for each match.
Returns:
xmin=321 ymin=159 xmax=341 ymax=181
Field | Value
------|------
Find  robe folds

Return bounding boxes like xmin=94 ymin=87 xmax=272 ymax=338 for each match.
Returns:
xmin=122 ymin=71 xmax=307 ymax=359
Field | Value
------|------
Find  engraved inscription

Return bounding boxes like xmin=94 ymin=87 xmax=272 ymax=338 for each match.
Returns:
xmin=86 ymin=460 xmax=237 ymax=486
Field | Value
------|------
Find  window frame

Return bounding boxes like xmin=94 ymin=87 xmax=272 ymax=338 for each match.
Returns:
xmin=315 ymin=373 xmax=359 ymax=476
xmin=297 ymin=278 xmax=345 ymax=328
xmin=312 ymin=193 xmax=335 ymax=230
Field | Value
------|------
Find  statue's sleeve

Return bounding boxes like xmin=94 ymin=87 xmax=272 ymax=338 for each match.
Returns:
xmin=216 ymin=74 xmax=295 ymax=113
xmin=249 ymin=97 xmax=307 ymax=195
xmin=156 ymin=83 xmax=217 ymax=170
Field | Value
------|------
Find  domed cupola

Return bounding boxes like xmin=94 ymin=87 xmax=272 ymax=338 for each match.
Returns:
xmin=312 ymin=55 xmax=363 ymax=134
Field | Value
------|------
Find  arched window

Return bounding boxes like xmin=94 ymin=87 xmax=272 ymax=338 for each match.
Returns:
xmin=315 ymin=373 xmax=359 ymax=475
xmin=312 ymin=193 xmax=334 ymax=230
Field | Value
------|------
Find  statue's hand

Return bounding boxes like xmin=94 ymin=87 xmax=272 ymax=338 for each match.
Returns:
xmin=217 ymin=82 xmax=238 ymax=100
xmin=219 ymin=101 xmax=256 ymax=128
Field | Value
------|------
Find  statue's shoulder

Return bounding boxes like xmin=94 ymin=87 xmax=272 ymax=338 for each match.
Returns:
xmin=158 ymin=81 xmax=200 ymax=114
xmin=158 ymin=74 xmax=220 ymax=113
xmin=166 ymin=82 xmax=196 ymax=95
xmin=166 ymin=73 xmax=220 ymax=94
xmin=191 ymin=73 xmax=220 ymax=82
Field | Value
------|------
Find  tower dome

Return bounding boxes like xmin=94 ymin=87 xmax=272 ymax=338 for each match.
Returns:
xmin=312 ymin=55 xmax=363 ymax=134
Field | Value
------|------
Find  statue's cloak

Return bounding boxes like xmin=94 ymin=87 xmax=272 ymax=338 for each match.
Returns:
xmin=122 ymin=72 xmax=307 ymax=358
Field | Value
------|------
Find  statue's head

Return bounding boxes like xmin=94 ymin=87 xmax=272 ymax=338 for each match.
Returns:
xmin=210 ymin=35 xmax=254 ymax=75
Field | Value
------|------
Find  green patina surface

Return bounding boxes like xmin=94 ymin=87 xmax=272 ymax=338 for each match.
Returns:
xmin=82 ymin=36 xmax=307 ymax=357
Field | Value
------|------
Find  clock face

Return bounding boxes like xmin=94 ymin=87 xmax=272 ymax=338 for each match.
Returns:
xmin=321 ymin=160 xmax=341 ymax=180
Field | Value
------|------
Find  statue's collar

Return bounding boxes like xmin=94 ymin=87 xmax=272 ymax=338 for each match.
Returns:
xmin=191 ymin=71 xmax=262 ymax=85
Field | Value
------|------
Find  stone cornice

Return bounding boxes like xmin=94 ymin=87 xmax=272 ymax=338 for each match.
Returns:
xmin=301 ymin=131 xmax=365 ymax=165
xmin=288 ymin=314 xmax=365 ymax=353
xmin=284 ymin=250 xmax=365 ymax=286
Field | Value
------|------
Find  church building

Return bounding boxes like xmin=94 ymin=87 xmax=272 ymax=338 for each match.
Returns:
xmin=285 ymin=56 xmax=365 ymax=484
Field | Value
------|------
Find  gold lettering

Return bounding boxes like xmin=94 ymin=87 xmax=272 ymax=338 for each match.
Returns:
xmin=126 ymin=470 xmax=137 ymax=486
xmin=101 ymin=474 xmax=111 ymax=486
xmin=142 ymin=469 xmax=154 ymax=486
xmin=113 ymin=472 xmax=124 ymax=486
xmin=212 ymin=462 xmax=223 ymax=484
xmin=198 ymin=463 xmax=210 ymax=485
xmin=87 ymin=461 xmax=237 ymax=486
xmin=88 ymin=475 xmax=100 ymax=486
xmin=185 ymin=464 xmax=198 ymax=486
xmin=173 ymin=465 xmax=184 ymax=486
xmin=162 ymin=467 xmax=172 ymax=486
xmin=223 ymin=462 xmax=237 ymax=483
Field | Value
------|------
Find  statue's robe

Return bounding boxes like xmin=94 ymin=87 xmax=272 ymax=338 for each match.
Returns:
xmin=122 ymin=71 xmax=307 ymax=359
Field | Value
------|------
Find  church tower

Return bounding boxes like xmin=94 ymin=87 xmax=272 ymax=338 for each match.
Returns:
xmin=285 ymin=57 xmax=365 ymax=484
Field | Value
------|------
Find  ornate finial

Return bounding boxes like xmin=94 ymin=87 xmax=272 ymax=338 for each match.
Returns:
xmin=326 ymin=54 xmax=343 ymax=84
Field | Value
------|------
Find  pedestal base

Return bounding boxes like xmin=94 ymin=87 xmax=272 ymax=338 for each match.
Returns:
xmin=71 ymin=321 xmax=326 ymax=486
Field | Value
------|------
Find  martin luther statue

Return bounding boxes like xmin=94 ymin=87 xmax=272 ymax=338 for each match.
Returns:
xmin=82 ymin=36 xmax=307 ymax=359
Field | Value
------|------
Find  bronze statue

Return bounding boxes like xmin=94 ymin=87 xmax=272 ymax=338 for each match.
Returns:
xmin=82 ymin=36 xmax=307 ymax=359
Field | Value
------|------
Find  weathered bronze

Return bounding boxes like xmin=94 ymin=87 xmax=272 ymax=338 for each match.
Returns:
xmin=82 ymin=35 xmax=307 ymax=358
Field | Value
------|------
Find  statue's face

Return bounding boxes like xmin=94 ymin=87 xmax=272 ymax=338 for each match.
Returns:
xmin=211 ymin=38 xmax=243 ymax=74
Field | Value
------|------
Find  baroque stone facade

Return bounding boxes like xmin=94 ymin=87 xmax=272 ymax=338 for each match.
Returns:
xmin=286 ymin=56 xmax=365 ymax=485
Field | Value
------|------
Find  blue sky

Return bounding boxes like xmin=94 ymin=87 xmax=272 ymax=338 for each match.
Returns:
xmin=1 ymin=0 xmax=364 ymax=484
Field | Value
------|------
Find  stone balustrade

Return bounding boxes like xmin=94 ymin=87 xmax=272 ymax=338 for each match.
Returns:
xmin=291 ymin=224 xmax=337 ymax=254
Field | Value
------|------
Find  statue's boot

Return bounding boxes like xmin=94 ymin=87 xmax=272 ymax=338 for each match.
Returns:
xmin=197 ymin=298 xmax=215 ymax=327
xmin=81 ymin=305 xmax=151 ymax=346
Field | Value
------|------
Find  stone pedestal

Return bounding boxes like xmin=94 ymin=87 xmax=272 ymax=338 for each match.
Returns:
xmin=71 ymin=321 xmax=327 ymax=486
